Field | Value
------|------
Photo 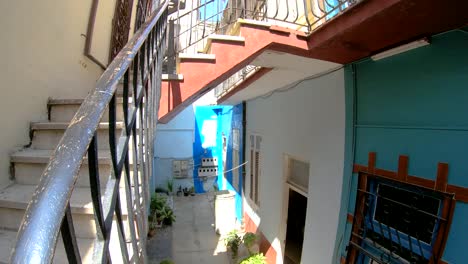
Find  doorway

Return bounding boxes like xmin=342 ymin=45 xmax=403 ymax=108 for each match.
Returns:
xmin=284 ymin=188 xmax=307 ymax=264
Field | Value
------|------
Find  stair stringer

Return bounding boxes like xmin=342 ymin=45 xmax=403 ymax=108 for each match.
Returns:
xmin=159 ymin=24 xmax=313 ymax=123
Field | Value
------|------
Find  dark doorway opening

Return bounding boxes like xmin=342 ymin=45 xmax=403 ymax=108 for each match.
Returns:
xmin=284 ymin=189 xmax=307 ymax=264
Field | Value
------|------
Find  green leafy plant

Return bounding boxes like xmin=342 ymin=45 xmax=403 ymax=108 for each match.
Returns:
xmin=150 ymin=194 xmax=167 ymax=212
xmin=225 ymin=230 xmax=242 ymax=261
xmin=159 ymin=259 xmax=174 ymax=264
xmin=167 ymin=180 xmax=173 ymax=193
xmin=242 ymin=232 xmax=257 ymax=255
xmin=239 ymin=253 xmax=267 ymax=264
xmin=160 ymin=206 xmax=176 ymax=225
xmin=149 ymin=194 xmax=175 ymax=226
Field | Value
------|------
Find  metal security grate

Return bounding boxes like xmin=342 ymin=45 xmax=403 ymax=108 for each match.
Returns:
xmin=347 ymin=174 xmax=454 ymax=264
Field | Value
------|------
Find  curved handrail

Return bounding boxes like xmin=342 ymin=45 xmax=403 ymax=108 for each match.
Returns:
xmin=10 ymin=0 xmax=169 ymax=262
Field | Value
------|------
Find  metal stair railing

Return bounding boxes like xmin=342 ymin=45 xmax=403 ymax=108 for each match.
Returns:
xmin=10 ymin=0 xmax=169 ymax=262
xmin=168 ymin=0 xmax=361 ymax=56
xmin=214 ymin=65 xmax=261 ymax=99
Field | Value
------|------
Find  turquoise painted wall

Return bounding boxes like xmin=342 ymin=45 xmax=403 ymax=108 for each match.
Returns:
xmin=339 ymin=30 xmax=468 ymax=263
xmin=193 ymin=104 xmax=244 ymax=222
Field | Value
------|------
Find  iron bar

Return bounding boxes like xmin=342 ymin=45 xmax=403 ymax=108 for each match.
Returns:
xmin=10 ymin=1 xmax=169 ymax=262
xmin=357 ymin=189 xmax=446 ymax=221
xmin=349 ymin=172 xmax=454 ymax=263
xmin=88 ymin=135 xmax=107 ymax=240
xmin=60 ymin=203 xmax=82 ymax=264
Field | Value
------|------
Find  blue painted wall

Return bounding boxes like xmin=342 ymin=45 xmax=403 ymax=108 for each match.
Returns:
xmin=339 ymin=30 xmax=468 ymax=263
xmin=193 ymin=104 xmax=244 ymax=222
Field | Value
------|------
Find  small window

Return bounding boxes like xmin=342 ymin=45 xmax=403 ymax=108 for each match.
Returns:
xmin=232 ymin=129 xmax=241 ymax=191
xmin=249 ymin=134 xmax=261 ymax=206
xmin=347 ymin=174 xmax=454 ymax=263
xmin=286 ymin=157 xmax=309 ymax=193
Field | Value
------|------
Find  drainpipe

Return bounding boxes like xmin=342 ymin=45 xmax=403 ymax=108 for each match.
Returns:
xmin=241 ymin=101 xmax=247 ymax=194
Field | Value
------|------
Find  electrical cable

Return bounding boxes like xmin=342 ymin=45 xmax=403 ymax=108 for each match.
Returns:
xmin=248 ymin=66 xmax=344 ymax=101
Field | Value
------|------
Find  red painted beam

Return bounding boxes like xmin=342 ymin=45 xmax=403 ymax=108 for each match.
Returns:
xmin=307 ymin=0 xmax=468 ymax=63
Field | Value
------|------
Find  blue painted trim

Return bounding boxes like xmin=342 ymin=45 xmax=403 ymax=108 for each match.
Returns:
xmin=355 ymin=124 xmax=468 ymax=131
xmin=333 ymin=64 xmax=356 ymax=263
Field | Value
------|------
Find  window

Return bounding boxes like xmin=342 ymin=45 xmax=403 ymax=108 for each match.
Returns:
xmin=232 ymin=129 xmax=240 ymax=191
xmin=249 ymin=134 xmax=261 ymax=206
xmin=347 ymin=174 xmax=454 ymax=264
xmin=286 ymin=156 xmax=309 ymax=194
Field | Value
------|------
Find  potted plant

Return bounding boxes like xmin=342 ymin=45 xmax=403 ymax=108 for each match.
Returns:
xmin=239 ymin=253 xmax=267 ymax=264
xmin=242 ymin=232 xmax=257 ymax=255
xmin=167 ymin=180 xmax=174 ymax=195
xmin=225 ymin=230 xmax=242 ymax=263
xmin=148 ymin=213 xmax=158 ymax=237
xmin=160 ymin=206 xmax=176 ymax=226
xmin=183 ymin=187 xmax=190 ymax=196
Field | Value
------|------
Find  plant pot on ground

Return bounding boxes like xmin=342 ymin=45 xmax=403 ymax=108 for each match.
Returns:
xmin=225 ymin=230 xmax=242 ymax=263
xmin=149 ymin=193 xmax=176 ymax=227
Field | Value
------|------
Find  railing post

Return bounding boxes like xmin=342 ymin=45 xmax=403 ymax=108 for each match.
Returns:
xmin=167 ymin=19 xmax=176 ymax=74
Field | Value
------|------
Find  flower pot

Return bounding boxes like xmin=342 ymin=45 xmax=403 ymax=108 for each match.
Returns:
xmin=148 ymin=229 xmax=157 ymax=238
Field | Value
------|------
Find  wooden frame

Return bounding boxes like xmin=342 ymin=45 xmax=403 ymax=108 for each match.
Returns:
xmin=345 ymin=152 xmax=460 ymax=263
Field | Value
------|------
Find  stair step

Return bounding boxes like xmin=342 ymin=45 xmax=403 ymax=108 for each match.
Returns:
xmin=0 ymin=229 xmax=95 ymax=263
xmin=0 ymin=184 xmax=129 ymax=239
xmin=48 ymin=98 xmax=126 ymax=122
xmin=208 ymin=34 xmax=245 ymax=43
xmin=178 ymin=53 xmax=216 ymax=61
xmin=11 ymin=149 xmax=111 ymax=187
xmin=30 ymin=122 xmax=124 ymax=150
xmin=238 ymin=18 xmax=272 ymax=28
xmin=199 ymin=35 xmax=246 ymax=54
xmin=162 ymin=74 xmax=184 ymax=81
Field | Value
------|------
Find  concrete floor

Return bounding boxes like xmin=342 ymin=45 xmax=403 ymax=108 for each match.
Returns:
xmin=147 ymin=193 xmax=230 ymax=264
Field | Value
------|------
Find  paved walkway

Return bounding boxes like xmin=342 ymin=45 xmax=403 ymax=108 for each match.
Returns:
xmin=147 ymin=193 xmax=230 ymax=264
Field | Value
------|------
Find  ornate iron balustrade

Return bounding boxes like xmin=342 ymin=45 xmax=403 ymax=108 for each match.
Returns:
xmin=10 ymin=0 xmax=169 ymax=262
xmin=167 ymin=0 xmax=361 ymax=55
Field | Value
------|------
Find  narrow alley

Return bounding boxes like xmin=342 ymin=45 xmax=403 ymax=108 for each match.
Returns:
xmin=148 ymin=194 xmax=230 ymax=264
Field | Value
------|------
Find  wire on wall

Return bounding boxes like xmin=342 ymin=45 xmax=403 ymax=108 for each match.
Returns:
xmin=250 ymin=66 xmax=344 ymax=101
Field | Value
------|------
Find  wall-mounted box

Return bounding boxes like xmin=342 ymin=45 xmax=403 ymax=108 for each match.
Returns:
xmin=198 ymin=167 xmax=218 ymax=177
xmin=202 ymin=157 xmax=218 ymax=167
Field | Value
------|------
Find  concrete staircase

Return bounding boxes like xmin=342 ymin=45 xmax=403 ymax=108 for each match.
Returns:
xmin=158 ymin=19 xmax=312 ymax=123
xmin=0 ymin=98 xmax=134 ymax=263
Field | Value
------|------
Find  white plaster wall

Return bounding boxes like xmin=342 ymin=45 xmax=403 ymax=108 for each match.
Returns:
xmin=154 ymin=106 xmax=195 ymax=188
xmin=245 ymin=69 xmax=345 ymax=263
xmin=92 ymin=0 xmax=118 ymax=65
xmin=153 ymin=88 xmax=217 ymax=189
xmin=0 ymin=1 xmax=119 ymax=188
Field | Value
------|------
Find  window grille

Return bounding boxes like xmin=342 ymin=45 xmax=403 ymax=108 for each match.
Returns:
xmin=347 ymin=173 xmax=454 ymax=264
